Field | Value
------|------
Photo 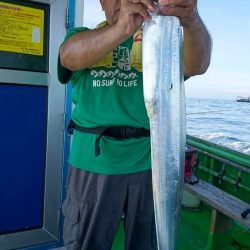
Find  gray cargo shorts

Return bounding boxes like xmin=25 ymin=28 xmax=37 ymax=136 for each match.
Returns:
xmin=62 ymin=166 xmax=157 ymax=250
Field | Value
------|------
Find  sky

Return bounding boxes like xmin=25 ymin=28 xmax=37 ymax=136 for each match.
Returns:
xmin=83 ymin=0 xmax=250 ymax=100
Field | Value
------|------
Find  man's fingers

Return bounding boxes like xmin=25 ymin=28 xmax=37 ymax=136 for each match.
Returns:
xmin=159 ymin=5 xmax=182 ymax=15
xmin=123 ymin=0 xmax=154 ymax=20
xmin=129 ymin=0 xmax=156 ymax=11
xmin=129 ymin=3 xmax=153 ymax=20
xmin=158 ymin=0 xmax=193 ymax=8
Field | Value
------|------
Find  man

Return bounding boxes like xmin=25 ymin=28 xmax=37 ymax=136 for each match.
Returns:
xmin=58 ymin=0 xmax=211 ymax=249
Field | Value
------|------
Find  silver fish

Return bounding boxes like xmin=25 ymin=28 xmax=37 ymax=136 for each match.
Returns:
xmin=143 ymin=15 xmax=186 ymax=249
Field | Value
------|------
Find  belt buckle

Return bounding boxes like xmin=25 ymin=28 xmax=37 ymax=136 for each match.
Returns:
xmin=127 ymin=127 xmax=138 ymax=138
xmin=121 ymin=127 xmax=126 ymax=139
xmin=120 ymin=127 xmax=141 ymax=139
xmin=136 ymin=128 xmax=141 ymax=138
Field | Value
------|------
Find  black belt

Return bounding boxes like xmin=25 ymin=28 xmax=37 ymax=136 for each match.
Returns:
xmin=68 ymin=119 xmax=150 ymax=156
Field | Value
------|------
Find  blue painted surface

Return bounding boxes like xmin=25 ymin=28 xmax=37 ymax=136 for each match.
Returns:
xmin=68 ymin=0 xmax=75 ymax=28
xmin=0 ymin=83 xmax=47 ymax=234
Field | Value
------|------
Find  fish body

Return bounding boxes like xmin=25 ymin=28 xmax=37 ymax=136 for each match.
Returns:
xmin=143 ymin=15 xmax=186 ymax=249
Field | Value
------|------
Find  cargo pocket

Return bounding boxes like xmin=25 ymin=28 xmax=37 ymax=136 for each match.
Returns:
xmin=62 ymin=193 xmax=80 ymax=245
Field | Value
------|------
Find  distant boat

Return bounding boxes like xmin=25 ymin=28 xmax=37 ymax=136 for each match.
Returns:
xmin=236 ymin=96 xmax=250 ymax=102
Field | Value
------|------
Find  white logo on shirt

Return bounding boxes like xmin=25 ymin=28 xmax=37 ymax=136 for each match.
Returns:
xmin=91 ymin=46 xmax=139 ymax=88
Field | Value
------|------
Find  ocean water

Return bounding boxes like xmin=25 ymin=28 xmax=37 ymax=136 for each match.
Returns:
xmin=186 ymin=98 xmax=250 ymax=155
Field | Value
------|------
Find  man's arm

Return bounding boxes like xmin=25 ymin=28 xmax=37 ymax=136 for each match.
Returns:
xmin=60 ymin=0 xmax=156 ymax=71
xmin=60 ymin=25 xmax=125 ymax=71
xmin=182 ymin=15 xmax=212 ymax=76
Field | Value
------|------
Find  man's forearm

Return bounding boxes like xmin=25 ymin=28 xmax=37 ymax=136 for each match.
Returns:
xmin=183 ymin=15 xmax=212 ymax=76
xmin=60 ymin=24 xmax=126 ymax=71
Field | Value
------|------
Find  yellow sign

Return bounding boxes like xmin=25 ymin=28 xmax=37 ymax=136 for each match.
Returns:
xmin=0 ymin=2 xmax=44 ymax=56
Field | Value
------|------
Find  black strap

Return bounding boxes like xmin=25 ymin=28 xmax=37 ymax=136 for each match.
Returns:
xmin=68 ymin=119 xmax=108 ymax=135
xmin=103 ymin=126 xmax=150 ymax=139
xmin=67 ymin=119 xmax=150 ymax=156
xmin=241 ymin=208 xmax=250 ymax=219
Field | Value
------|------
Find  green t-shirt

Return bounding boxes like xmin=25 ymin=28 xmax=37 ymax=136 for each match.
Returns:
xmin=58 ymin=26 xmax=151 ymax=175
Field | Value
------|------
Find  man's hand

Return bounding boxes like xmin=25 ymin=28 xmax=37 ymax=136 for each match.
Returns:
xmin=157 ymin=0 xmax=199 ymax=27
xmin=116 ymin=0 xmax=156 ymax=37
